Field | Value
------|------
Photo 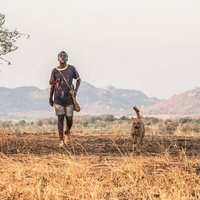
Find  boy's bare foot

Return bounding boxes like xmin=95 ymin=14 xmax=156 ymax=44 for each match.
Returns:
xmin=59 ymin=140 xmax=64 ymax=147
xmin=64 ymin=129 xmax=71 ymax=143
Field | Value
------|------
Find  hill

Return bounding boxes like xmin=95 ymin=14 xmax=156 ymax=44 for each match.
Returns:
xmin=144 ymin=87 xmax=200 ymax=116
xmin=0 ymin=81 xmax=159 ymax=119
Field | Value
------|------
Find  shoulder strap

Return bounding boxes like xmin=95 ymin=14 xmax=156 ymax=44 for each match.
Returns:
xmin=57 ymin=69 xmax=72 ymax=91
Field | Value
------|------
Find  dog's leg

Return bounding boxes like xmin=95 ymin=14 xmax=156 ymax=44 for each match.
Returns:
xmin=132 ymin=135 xmax=142 ymax=153
xmin=131 ymin=134 xmax=138 ymax=154
xmin=132 ymin=134 xmax=135 ymax=152
xmin=139 ymin=135 xmax=143 ymax=146
xmin=138 ymin=139 xmax=142 ymax=152
xmin=132 ymin=143 xmax=135 ymax=153
xmin=138 ymin=135 xmax=144 ymax=153
xmin=136 ymin=138 xmax=140 ymax=153
xmin=140 ymin=127 xmax=145 ymax=146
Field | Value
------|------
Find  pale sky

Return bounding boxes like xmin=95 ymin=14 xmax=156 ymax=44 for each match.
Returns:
xmin=0 ymin=0 xmax=200 ymax=99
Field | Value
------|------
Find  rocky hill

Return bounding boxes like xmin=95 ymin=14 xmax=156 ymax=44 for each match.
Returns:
xmin=0 ymin=81 xmax=160 ymax=118
xmin=144 ymin=88 xmax=200 ymax=116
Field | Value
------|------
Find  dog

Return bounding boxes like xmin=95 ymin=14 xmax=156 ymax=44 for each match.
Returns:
xmin=131 ymin=106 xmax=145 ymax=152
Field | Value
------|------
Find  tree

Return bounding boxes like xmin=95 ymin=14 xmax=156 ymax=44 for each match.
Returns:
xmin=0 ymin=13 xmax=29 ymax=64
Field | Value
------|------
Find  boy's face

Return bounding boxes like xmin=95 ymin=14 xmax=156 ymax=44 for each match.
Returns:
xmin=58 ymin=53 xmax=68 ymax=64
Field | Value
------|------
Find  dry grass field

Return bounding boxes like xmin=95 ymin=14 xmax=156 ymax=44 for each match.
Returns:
xmin=0 ymin=120 xmax=200 ymax=200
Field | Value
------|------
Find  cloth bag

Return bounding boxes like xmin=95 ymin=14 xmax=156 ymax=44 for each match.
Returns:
xmin=72 ymin=95 xmax=81 ymax=112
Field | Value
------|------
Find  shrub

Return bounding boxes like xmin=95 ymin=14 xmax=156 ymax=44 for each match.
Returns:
xmin=158 ymin=119 xmax=178 ymax=133
xmin=17 ymin=120 xmax=26 ymax=126
xmin=144 ymin=117 xmax=159 ymax=125
xmin=179 ymin=117 xmax=193 ymax=124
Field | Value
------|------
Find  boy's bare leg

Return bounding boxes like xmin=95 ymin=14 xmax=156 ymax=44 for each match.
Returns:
xmin=64 ymin=116 xmax=73 ymax=143
xmin=58 ymin=115 xmax=65 ymax=147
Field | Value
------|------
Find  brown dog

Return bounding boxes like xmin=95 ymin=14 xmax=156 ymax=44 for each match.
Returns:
xmin=131 ymin=106 xmax=145 ymax=152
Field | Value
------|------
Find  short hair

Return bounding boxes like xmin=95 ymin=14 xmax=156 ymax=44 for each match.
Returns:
xmin=58 ymin=51 xmax=68 ymax=58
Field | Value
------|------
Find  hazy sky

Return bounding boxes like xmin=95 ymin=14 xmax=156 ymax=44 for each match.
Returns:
xmin=1 ymin=0 xmax=200 ymax=98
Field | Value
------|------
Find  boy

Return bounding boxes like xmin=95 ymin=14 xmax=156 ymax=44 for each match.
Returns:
xmin=49 ymin=51 xmax=81 ymax=147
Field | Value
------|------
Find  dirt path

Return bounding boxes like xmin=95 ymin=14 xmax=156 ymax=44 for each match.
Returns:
xmin=0 ymin=132 xmax=199 ymax=157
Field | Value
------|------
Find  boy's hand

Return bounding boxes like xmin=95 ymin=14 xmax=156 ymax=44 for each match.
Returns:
xmin=69 ymin=90 xmax=76 ymax=98
xmin=49 ymin=98 xmax=54 ymax=107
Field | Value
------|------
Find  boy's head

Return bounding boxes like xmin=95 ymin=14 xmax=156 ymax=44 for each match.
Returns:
xmin=58 ymin=51 xmax=68 ymax=64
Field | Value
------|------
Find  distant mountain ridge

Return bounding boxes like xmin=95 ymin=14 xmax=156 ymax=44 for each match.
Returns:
xmin=143 ymin=87 xmax=200 ymax=116
xmin=78 ymin=82 xmax=160 ymax=115
xmin=0 ymin=81 xmax=159 ymax=118
xmin=0 ymin=86 xmax=49 ymax=115
xmin=0 ymin=83 xmax=200 ymax=119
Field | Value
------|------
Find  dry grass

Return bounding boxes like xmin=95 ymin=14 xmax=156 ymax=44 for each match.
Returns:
xmin=0 ymin=125 xmax=200 ymax=200
xmin=1 ymin=154 xmax=200 ymax=200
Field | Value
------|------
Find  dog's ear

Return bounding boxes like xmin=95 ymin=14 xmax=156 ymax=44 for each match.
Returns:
xmin=131 ymin=117 xmax=135 ymax=120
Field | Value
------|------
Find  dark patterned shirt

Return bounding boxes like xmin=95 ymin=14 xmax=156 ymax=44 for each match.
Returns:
xmin=49 ymin=65 xmax=80 ymax=106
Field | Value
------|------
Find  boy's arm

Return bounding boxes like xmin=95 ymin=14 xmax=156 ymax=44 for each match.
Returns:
xmin=74 ymin=78 xmax=81 ymax=94
xmin=49 ymin=69 xmax=56 ymax=106
xmin=70 ymin=78 xmax=81 ymax=97
xmin=49 ymin=85 xmax=55 ymax=106
xmin=72 ymin=66 xmax=81 ymax=96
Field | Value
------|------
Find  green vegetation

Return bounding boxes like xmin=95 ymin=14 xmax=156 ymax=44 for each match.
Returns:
xmin=1 ymin=116 xmax=200 ymax=135
xmin=0 ymin=13 xmax=29 ymax=64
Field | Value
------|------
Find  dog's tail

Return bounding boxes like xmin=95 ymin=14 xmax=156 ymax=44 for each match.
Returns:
xmin=133 ymin=106 xmax=141 ymax=119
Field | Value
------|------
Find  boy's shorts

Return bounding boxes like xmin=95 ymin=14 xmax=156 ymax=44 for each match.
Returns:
xmin=54 ymin=104 xmax=73 ymax=116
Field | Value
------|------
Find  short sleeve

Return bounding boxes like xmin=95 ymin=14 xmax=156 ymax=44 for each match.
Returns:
xmin=49 ymin=69 xmax=56 ymax=86
xmin=73 ymin=67 xmax=80 ymax=80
